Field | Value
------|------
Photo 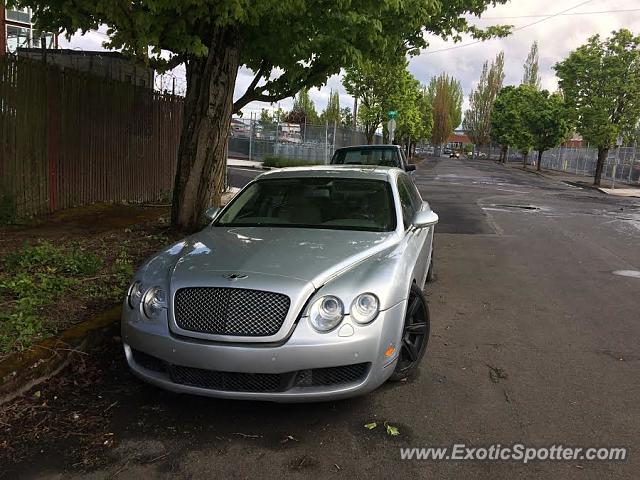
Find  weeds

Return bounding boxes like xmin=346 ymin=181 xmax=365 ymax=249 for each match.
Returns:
xmin=0 ymin=241 xmax=133 ymax=353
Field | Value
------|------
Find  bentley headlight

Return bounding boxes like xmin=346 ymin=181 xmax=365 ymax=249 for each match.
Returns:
xmin=350 ymin=293 xmax=379 ymax=324
xmin=309 ymin=295 xmax=344 ymax=332
xmin=127 ymin=281 xmax=144 ymax=309
xmin=142 ymin=287 xmax=167 ymax=319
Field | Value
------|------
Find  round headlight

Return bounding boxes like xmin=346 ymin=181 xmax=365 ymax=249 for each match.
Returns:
xmin=309 ymin=295 xmax=344 ymax=332
xmin=127 ymin=281 xmax=144 ymax=309
xmin=350 ymin=293 xmax=379 ymax=324
xmin=142 ymin=287 xmax=167 ymax=319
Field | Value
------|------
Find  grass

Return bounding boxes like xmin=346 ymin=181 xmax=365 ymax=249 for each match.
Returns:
xmin=0 ymin=241 xmax=136 ymax=354
xmin=263 ymin=156 xmax=323 ymax=168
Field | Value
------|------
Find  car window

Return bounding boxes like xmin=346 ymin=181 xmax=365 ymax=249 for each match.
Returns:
xmin=331 ymin=148 xmax=401 ymax=168
xmin=398 ymin=148 xmax=407 ymax=167
xmin=405 ymin=176 xmax=423 ymax=211
xmin=397 ymin=176 xmax=416 ymax=229
xmin=216 ymin=177 xmax=397 ymax=232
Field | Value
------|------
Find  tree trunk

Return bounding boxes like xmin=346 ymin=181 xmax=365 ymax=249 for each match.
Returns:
xmin=366 ymin=130 xmax=374 ymax=145
xmin=536 ymin=150 xmax=543 ymax=171
xmin=502 ymin=145 xmax=508 ymax=164
xmin=170 ymin=27 xmax=240 ymax=231
xmin=523 ymin=152 xmax=528 ymax=169
xmin=594 ymin=147 xmax=608 ymax=186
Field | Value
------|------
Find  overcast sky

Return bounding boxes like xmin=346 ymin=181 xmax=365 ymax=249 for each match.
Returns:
xmin=61 ymin=0 xmax=640 ymax=119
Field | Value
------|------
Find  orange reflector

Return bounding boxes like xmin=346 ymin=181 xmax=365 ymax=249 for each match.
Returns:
xmin=384 ymin=344 xmax=396 ymax=357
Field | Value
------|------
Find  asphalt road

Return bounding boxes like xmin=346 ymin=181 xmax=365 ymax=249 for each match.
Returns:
xmin=4 ymin=158 xmax=640 ymax=479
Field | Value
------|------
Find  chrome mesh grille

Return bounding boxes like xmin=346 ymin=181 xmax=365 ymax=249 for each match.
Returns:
xmin=173 ymin=287 xmax=290 ymax=336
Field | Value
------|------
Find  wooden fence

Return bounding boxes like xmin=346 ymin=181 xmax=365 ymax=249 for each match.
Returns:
xmin=0 ymin=55 xmax=183 ymax=219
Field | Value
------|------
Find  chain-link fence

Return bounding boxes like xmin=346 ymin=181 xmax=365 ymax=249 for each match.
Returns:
xmin=475 ymin=145 xmax=640 ymax=185
xmin=228 ymin=118 xmax=383 ymax=164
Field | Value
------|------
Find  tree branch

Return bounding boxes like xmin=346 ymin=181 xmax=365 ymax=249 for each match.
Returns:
xmin=233 ymin=61 xmax=333 ymax=114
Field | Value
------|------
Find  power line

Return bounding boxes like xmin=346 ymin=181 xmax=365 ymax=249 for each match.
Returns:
xmin=425 ymin=0 xmax=597 ymax=54
xmin=479 ymin=8 xmax=640 ymax=20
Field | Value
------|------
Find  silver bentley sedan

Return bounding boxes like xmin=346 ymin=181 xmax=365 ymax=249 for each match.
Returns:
xmin=122 ymin=166 xmax=438 ymax=402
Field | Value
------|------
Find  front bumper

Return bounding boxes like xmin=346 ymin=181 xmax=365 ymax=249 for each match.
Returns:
xmin=121 ymin=300 xmax=407 ymax=402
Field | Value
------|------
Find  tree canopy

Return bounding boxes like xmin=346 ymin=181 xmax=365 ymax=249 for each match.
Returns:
xmin=284 ymin=87 xmax=319 ymax=125
xmin=554 ymin=29 xmax=640 ymax=185
xmin=491 ymin=85 xmax=537 ymax=165
xmin=14 ymin=0 xmax=511 ymax=230
xmin=427 ymin=73 xmax=463 ymax=146
xmin=522 ymin=41 xmax=541 ymax=89
xmin=320 ymin=90 xmax=341 ymax=124
xmin=463 ymin=51 xmax=505 ymax=153
xmin=526 ymin=91 xmax=572 ymax=170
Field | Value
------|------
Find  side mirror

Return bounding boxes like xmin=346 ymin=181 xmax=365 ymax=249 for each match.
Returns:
xmin=412 ymin=207 xmax=438 ymax=228
xmin=405 ymin=164 xmax=416 ymax=172
xmin=204 ymin=207 xmax=220 ymax=222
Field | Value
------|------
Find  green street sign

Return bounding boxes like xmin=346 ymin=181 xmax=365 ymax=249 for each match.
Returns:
xmin=388 ymin=110 xmax=398 ymax=119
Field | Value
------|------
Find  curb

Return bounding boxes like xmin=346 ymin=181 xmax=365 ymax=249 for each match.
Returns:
xmin=0 ymin=305 xmax=122 ymax=406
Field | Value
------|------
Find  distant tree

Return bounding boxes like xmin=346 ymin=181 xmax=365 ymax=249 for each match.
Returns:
xmin=555 ymin=29 xmax=640 ymax=186
xmin=258 ymin=109 xmax=275 ymax=129
xmin=395 ymin=80 xmax=434 ymax=155
xmin=343 ymin=58 xmax=415 ymax=144
xmin=463 ymin=51 xmax=505 ymax=156
xmin=427 ymin=73 xmax=463 ymax=147
xmin=522 ymin=41 xmax=541 ymax=89
xmin=340 ymin=107 xmax=353 ymax=127
xmin=526 ymin=91 xmax=572 ymax=170
xmin=284 ymin=87 xmax=318 ymax=125
xmin=491 ymin=85 xmax=536 ymax=167
xmin=321 ymin=90 xmax=341 ymax=124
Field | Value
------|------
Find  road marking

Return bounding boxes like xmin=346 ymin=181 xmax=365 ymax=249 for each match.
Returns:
xmin=612 ymin=270 xmax=640 ymax=279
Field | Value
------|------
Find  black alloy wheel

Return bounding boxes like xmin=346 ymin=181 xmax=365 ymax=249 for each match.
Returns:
xmin=390 ymin=284 xmax=430 ymax=381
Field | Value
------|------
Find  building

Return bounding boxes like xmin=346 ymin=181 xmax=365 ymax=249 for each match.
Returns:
xmin=17 ymin=48 xmax=154 ymax=88
xmin=447 ymin=129 xmax=471 ymax=149
xmin=1 ymin=5 xmax=57 ymax=55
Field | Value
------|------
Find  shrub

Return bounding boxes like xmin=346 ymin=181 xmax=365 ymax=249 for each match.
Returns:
xmin=263 ymin=156 xmax=322 ymax=168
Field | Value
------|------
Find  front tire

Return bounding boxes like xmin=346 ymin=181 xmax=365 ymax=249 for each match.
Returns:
xmin=389 ymin=284 xmax=430 ymax=381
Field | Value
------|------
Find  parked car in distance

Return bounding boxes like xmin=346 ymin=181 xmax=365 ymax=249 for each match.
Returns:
xmin=330 ymin=145 xmax=416 ymax=174
xmin=122 ymin=166 xmax=438 ymax=402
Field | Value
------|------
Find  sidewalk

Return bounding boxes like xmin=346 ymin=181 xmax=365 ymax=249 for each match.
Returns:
xmin=227 ymin=158 xmax=264 ymax=169
xmin=509 ymin=165 xmax=640 ymax=198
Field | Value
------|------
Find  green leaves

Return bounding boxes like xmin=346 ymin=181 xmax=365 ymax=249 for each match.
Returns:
xmin=554 ymin=29 xmax=640 ymax=149
xmin=363 ymin=421 xmax=400 ymax=436
xmin=526 ymin=91 xmax=572 ymax=154
xmin=463 ymin=51 xmax=505 ymax=147
xmin=491 ymin=85 xmax=537 ymax=155
xmin=428 ymin=73 xmax=463 ymax=145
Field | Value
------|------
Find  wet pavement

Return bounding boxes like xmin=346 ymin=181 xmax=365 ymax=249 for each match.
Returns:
xmin=2 ymin=158 xmax=640 ymax=479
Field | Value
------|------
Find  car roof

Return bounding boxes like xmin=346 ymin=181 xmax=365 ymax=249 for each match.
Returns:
xmin=257 ymin=165 xmax=402 ymax=182
xmin=334 ymin=144 xmax=400 ymax=151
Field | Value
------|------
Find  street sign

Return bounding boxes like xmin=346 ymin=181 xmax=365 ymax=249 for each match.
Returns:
xmin=388 ymin=110 xmax=397 ymax=120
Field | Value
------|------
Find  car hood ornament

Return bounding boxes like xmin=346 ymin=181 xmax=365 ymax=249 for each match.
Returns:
xmin=223 ymin=273 xmax=248 ymax=281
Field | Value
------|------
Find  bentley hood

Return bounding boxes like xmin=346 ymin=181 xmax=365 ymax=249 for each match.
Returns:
xmin=143 ymin=226 xmax=399 ymax=289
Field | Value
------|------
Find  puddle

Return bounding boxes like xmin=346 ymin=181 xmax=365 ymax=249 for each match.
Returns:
xmin=612 ymin=270 xmax=640 ymax=279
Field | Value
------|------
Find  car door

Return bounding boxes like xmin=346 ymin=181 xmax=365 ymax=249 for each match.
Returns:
xmin=397 ymin=174 xmax=430 ymax=286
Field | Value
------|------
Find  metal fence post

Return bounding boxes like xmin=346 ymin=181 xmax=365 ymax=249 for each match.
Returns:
xmin=248 ymin=115 xmax=253 ymax=162
xmin=324 ymin=120 xmax=328 ymax=164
